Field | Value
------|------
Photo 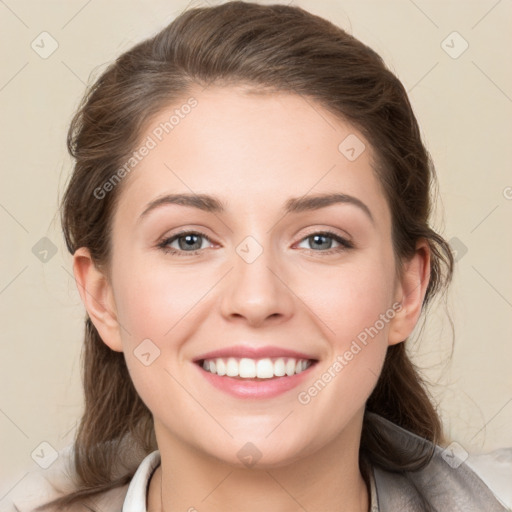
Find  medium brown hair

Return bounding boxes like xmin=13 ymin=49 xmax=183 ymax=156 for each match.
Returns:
xmin=38 ymin=1 xmax=454 ymax=508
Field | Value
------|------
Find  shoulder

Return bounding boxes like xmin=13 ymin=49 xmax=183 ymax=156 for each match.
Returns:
xmin=465 ymin=447 xmax=512 ymax=510
xmin=0 ymin=444 xmax=129 ymax=512
xmin=373 ymin=445 xmax=512 ymax=511
xmin=365 ymin=412 xmax=512 ymax=511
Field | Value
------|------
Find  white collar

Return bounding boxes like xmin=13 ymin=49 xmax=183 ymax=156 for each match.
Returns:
xmin=122 ymin=450 xmax=160 ymax=512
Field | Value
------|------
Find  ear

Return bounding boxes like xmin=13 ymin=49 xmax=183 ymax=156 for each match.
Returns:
xmin=387 ymin=239 xmax=431 ymax=346
xmin=72 ymin=247 xmax=123 ymax=352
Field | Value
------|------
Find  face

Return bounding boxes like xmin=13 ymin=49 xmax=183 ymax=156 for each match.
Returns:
xmin=96 ymin=85 xmax=406 ymax=467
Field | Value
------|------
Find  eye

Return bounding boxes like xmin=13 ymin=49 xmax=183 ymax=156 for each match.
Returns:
xmin=157 ymin=229 xmax=354 ymax=257
xmin=296 ymin=230 xmax=354 ymax=254
xmin=158 ymin=230 xmax=214 ymax=256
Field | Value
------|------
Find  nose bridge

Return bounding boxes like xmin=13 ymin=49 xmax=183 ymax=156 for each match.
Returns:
xmin=220 ymin=232 xmax=294 ymax=324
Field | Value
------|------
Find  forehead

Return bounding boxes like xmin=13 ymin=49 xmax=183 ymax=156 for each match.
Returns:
xmin=114 ymin=85 xmax=390 ymax=228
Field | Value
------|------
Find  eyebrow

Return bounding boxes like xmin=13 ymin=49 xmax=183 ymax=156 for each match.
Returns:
xmin=138 ymin=192 xmax=375 ymax=225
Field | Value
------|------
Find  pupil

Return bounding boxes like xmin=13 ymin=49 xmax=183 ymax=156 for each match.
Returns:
xmin=181 ymin=234 xmax=200 ymax=250
xmin=312 ymin=234 xmax=330 ymax=249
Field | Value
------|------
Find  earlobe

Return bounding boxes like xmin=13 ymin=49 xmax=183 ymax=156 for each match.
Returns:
xmin=387 ymin=239 xmax=431 ymax=347
xmin=72 ymin=247 xmax=123 ymax=352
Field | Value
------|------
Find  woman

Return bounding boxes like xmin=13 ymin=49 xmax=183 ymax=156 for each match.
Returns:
xmin=5 ymin=2 xmax=511 ymax=511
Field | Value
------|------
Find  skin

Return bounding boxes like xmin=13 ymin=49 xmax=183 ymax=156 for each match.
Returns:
xmin=73 ymin=85 xmax=430 ymax=512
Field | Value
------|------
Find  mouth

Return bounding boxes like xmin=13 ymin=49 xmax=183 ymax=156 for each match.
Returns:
xmin=193 ymin=355 xmax=318 ymax=399
xmin=196 ymin=356 xmax=318 ymax=380
xmin=192 ymin=345 xmax=319 ymax=398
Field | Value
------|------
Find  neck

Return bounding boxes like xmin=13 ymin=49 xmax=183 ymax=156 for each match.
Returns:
xmin=148 ymin=413 xmax=369 ymax=512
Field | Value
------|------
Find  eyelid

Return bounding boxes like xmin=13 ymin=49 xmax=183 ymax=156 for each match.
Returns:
xmin=294 ymin=228 xmax=354 ymax=253
xmin=298 ymin=225 xmax=353 ymax=244
xmin=157 ymin=226 xmax=354 ymax=256
xmin=157 ymin=229 xmax=216 ymax=251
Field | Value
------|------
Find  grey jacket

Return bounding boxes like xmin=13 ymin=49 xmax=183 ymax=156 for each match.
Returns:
xmin=367 ymin=412 xmax=511 ymax=511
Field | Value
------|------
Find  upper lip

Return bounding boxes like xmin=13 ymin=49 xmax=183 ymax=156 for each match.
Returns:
xmin=193 ymin=345 xmax=318 ymax=363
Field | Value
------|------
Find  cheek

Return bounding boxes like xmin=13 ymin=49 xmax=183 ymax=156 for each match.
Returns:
xmin=110 ymin=255 xmax=201 ymax=419
xmin=301 ymin=255 xmax=394 ymax=395
xmin=111 ymin=254 xmax=206 ymax=344
xmin=305 ymin=255 xmax=395 ymax=344
xmin=293 ymin=266 xmax=394 ymax=437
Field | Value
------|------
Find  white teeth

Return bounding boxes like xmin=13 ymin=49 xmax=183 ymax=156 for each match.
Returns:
xmin=256 ymin=359 xmax=274 ymax=379
xmin=274 ymin=358 xmax=286 ymax=377
xmin=226 ymin=357 xmax=238 ymax=377
xmin=239 ymin=358 xmax=256 ymax=378
xmin=216 ymin=358 xmax=226 ymax=376
xmin=285 ymin=358 xmax=296 ymax=376
xmin=201 ymin=357 xmax=312 ymax=379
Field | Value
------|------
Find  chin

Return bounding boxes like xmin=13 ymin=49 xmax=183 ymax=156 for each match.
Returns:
xmin=204 ymin=435 xmax=316 ymax=471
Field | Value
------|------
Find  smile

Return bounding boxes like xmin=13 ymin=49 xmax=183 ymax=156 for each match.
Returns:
xmin=195 ymin=357 xmax=318 ymax=399
xmin=200 ymin=357 xmax=313 ymax=379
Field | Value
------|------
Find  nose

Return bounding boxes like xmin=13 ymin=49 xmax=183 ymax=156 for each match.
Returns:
xmin=219 ymin=239 xmax=295 ymax=328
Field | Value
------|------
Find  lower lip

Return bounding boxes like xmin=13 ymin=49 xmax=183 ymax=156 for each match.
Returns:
xmin=195 ymin=362 xmax=316 ymax=399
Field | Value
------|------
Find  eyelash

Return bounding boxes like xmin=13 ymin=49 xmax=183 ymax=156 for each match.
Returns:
xmin=157 ymin=229 xmax=354 ymax=257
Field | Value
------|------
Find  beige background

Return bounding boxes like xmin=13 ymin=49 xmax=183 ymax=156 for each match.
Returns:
xmin=1 ymin=0 xmax=511 ymax=500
